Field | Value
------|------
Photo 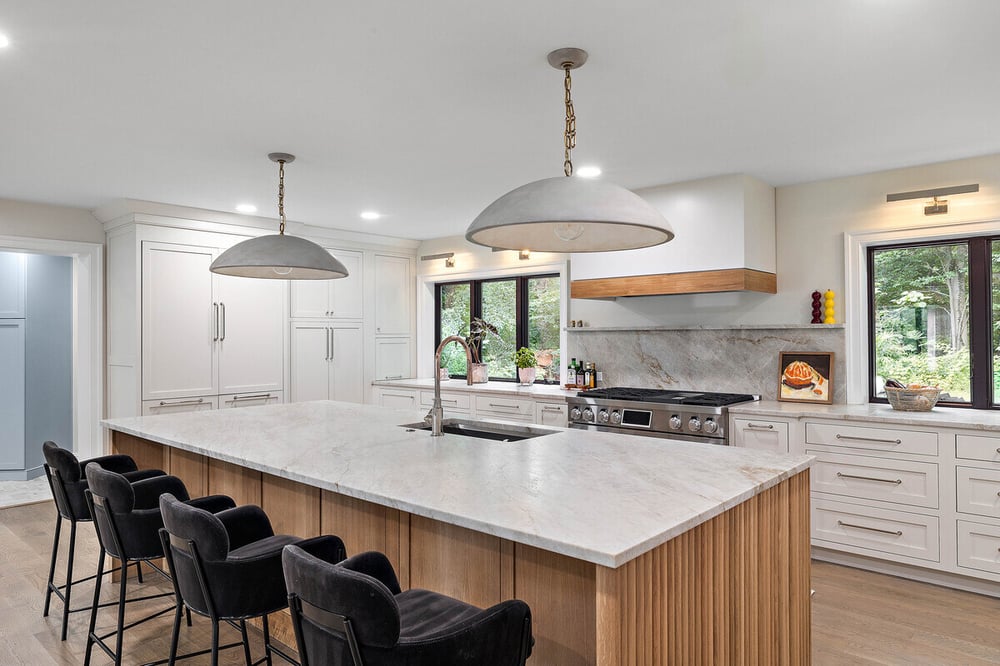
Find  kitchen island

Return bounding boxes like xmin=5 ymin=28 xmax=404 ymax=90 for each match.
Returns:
xmin=103 ymin=400 xmax=813 ymax=665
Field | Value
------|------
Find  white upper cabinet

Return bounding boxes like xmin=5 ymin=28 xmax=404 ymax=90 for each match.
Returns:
xmin=141 ymin=241 xmax=285 ymax=401
xmin=0 ymin=252 xmax=26 ymax=319
xmin=290 ymin=322 xmax=364 ymax=403
xmin=142 ymin=242 xmax=219 ymax=400
xmin=216 ymin=273 xmax=285 ymax=394
xmin=374 ymin=254 xmax=412 ymax=335
xmin=290 ymin=249 xmax=363 ymax=319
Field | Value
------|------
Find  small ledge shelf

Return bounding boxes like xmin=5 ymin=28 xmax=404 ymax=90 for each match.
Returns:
xmin=564 ymin=324 xmax=846 ymax=332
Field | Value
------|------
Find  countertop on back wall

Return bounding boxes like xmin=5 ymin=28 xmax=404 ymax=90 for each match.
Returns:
xmin=731 ymin=400 xmax=1000 ymax=431
xmin=371 ymin=377 xmax=577 ymax=400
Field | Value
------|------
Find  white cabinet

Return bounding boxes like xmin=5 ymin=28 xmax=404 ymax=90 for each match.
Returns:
xmin=141 ymin=241 xmax=285 ymax=401
xmin=474 ymin=395 xmax=535 ymax=422
xmin=374 ymin=337 xmax=411 ymax=381
xmin=374 ymin=254 xmax=411 ymax=335
xmin=419 ymin=390 xmax=472 ymax=419
xmin=535 ymin=401 xmax=568 ymax=427
xmin=290 ymin=323 xmax=364 ymax=403
xmin=373 ymin=386 xmax=418 ymax=410
xmin=0 ymin=320 xmax=25 ymax=470
xmin=290 ymin=249 xmax=363 ymax=319
xmin=0 ymin=252 xmax=26 ymax=319
xmin=141 ymin=396 xmax=218 ymax=416
xmin=731 ymin=417 xmax=789 ymax=452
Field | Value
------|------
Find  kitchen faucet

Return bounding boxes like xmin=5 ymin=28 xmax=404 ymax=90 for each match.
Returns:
xmin=426 ymin=335 xmax=474 ymax=436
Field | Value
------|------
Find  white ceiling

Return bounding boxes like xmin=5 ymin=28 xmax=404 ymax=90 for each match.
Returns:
xmin=2 ymin=1 xmax=999 ymax=240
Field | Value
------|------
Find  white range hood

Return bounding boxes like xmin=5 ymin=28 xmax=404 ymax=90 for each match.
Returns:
xmin=570 ymin=173 xmax=776 ymax=298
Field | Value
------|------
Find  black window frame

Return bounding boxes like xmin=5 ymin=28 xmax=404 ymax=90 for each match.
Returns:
xmin=867 ymin=236 xmax=994 ymax=409
xmin=434 ymin=273 xmax=560 ymax=383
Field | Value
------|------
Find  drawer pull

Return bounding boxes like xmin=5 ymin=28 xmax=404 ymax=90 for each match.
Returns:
xmin=489 ymin=402 xmax=519 ymax=409
xmin=836 ymin=434 xmax=902 ymax=445
xmin=228 ymin=393 xmax=272 ymax=403
xmin=441 ymin=399 xmax=458 ymax=405
xmin=996 ymin=448 xmax=1000 ymax=454
xmin=745 ymin=423 xmax=774 ymax=430
xmin=157 ymin=398 xmax=205 ymax=407
xmin=541 ymin=406 xmax=563 ymax=412
xmin=836 ymin=472 xmax=903 ymax=485
xmin=837 ymin=520 xmax=902 ymax=537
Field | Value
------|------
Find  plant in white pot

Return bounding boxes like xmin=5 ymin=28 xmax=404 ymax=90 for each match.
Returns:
xmin=464 ymin=318 xmax=497 ymax=384
xmin=515 ymin=347 xmax=537 ymax=386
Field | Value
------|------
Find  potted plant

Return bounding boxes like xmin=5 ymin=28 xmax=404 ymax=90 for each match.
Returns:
xmin=465 ymin=317 xmax=496 ymax=384
xmin=515 ymin=347 xmax=537 ymax=386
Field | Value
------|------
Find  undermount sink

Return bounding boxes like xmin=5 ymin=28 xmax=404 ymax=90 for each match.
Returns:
xmin=399 ymin=418 xmax=559 ymax=442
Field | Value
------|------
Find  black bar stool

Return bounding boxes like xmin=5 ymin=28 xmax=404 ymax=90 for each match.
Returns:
xmin=282 ymin=546 xmax=533 ymax=666
xmin=158 ymin=492 xmax=347 ymax=666
xmin=83 ymin=462 xmax=236 ymax=666
xmin=41 ymin=440 xmax=166 ymax=641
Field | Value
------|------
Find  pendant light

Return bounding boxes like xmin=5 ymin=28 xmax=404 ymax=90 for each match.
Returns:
xmin=209 ymin=153 xmax=349 ymax=279
xmin=465 ymin=48 xmax=674 ymax=253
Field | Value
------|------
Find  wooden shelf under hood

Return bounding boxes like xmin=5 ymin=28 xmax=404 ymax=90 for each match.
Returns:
xmin=571 ymin=268 xmax=777 ymax=298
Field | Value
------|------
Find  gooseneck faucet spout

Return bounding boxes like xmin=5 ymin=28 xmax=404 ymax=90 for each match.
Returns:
xmin=426 ymin=336 xmax=474 ymax=436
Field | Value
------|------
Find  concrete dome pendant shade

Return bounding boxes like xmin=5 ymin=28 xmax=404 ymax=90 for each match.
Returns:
xmin=465 ymin=48 xmax=674 ymax=253
xmin=210 ymin=153 xmax=349 ymax=280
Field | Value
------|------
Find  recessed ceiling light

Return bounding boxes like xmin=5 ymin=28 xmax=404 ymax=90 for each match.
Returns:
xmin=576 ymin=165 xmax=602 ymax=178
xmin=0 ymin=34 xmax=10 ymax=49
xmin=360 ymin=211 xmax=381 ymax=221
xmin=235 ymin=203 xmax=257 ymax=214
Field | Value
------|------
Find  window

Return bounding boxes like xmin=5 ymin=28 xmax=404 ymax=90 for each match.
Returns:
xmin=435 ymin=274 xmax=560 ymax=383
xmin=868 ymin=237 xmax=999 ymax=408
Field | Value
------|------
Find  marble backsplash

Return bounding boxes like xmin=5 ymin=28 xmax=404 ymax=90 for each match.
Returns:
xmin=569 ymin=326 xmax=846 ymax=403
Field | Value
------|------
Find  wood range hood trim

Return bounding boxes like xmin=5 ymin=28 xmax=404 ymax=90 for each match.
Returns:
xmin=570 ymin=267 xmax=777 ymax=299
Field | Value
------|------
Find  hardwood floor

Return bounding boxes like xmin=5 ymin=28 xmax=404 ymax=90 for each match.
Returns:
xmin=4 ymin=499 xmax=1000 ymax=664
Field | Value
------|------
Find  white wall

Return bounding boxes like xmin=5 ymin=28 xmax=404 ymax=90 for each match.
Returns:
xmin=570 ymin=153 xmax=1000 ymax=328
xmin=0 ymin=198 xmax=104 ymax=244
xmin=416 ymin=236 xmax=565 ymax=277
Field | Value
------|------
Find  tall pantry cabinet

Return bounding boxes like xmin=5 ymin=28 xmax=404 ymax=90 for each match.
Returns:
xmin=107 ymin=222 xmax=287 ymax=420
xmin=104 ymin=208 xmax=418 ymax=421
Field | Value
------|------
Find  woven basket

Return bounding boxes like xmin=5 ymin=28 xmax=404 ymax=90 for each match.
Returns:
xmin=884 ymin=386 xmax=941 ymax=412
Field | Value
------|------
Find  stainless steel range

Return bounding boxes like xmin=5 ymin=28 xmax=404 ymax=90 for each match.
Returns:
xmin=566 ymin=388 xmax=758 ymax=444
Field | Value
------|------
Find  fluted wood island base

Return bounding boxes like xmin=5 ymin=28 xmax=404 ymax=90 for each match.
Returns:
xmin=112 ymin=430 xmax=810 ymax=665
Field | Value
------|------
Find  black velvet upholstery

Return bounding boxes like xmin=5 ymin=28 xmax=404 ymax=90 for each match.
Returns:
xmin=158 ymin=493 xmax=347 ymax=619
xmin=282 ymin=546 xmax=533 ymax=666
xmin=42 ymin=440 xmax=164 ymax=521
xmin=84 ymin=463 xmax=234 ymax=560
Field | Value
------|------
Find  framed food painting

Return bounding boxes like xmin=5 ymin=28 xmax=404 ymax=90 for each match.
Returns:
xmin=778 ymin=352 xmax=834 ymax=404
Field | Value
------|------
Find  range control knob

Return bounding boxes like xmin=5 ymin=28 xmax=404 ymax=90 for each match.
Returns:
xmin=668 ymin=415 xmax=682 ymax=430
xmin=703 ymin=418 xmax=719 ymax=434
xmin=611 ymin=410 xmax=623 ymax=425
xmin=598 ymin=409 xmax=610 ymax=424
xmin=570 ymin=407 xmax=582 ymax=421
xmin=688 ymin=416 xmax=702 ymax=432
xmin=583 ymin=408 xmax=595 ymax=423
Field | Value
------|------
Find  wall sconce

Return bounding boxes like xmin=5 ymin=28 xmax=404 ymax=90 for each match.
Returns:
xmin=886 ymin=183 xmax=979 ymax=216
xmin=519 ymin=249 xmax=531 ymax=260
xmin=420 ymin=252 xmax=455 ymax=268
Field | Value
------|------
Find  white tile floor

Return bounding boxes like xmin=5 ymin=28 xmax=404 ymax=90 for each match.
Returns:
xmin=0 ymin=475 xmax=52 ymax=509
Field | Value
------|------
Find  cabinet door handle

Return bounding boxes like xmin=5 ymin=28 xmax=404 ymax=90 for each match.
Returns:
xmin=745 ymin=423 xmax=774 ymax=430
xmin=227 ymin=393 xmax=272 ymax=403
xmin=837 ymin=520 xmax=902 ymax=537
xmin=440 ymin=398 xmax=458 ymax=404
xmin=835 ymin=434 xmax=901 ymax=445
xmin=329 ymin=328 xmax=334 ymax=361
xmin=219 ymin=302 xmax=226 ymax=341
xmin=836 ymin=472 xmax=902 ymax=485
xmin=212 ymin=303 xmax=219 ymax=341
xmin=325 ymin=327 xmax=331 ymax=361
xmin=158 ymin=398 xmax=205 ymax=407
xmin=489 ymin=402 xmax=519 ymax=409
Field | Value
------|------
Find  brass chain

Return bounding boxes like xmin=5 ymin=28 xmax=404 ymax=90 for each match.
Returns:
xmin=277 ymin=159 xmax=286 ymax=235
xmin=563 ymin=65 xmax=576 ymax=177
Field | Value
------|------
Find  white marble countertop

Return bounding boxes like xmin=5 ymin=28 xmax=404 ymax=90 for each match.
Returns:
xmin=102 ymin=400 xmax=812 ymax=568
xmin=372 ymin=377 xmax=576 ymax=401
xmin=730 ymin=400 xmax=1000 ymax=431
